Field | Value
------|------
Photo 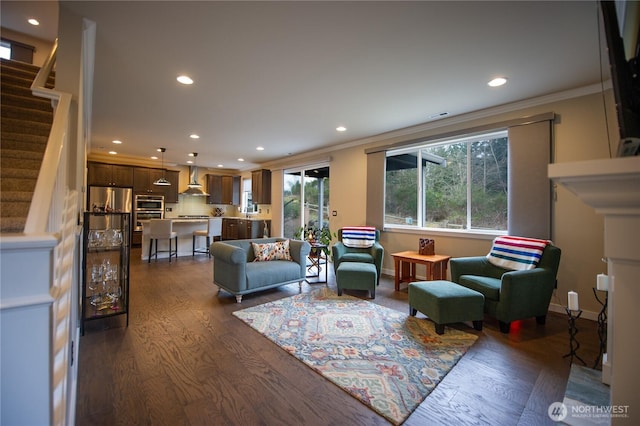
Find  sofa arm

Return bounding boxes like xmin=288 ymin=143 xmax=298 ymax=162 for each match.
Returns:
xmin=494 ymin=268 xmax=556 ymax=321
xmin=371 ymin=242 xmax=384 ymax=276
xmin=210 ymin=242 xmax=247 ymax=265
xmin=288 ymin=239 xmax=311 ymax=266
xmin=332 ymin=242 xmax=347 ymax=273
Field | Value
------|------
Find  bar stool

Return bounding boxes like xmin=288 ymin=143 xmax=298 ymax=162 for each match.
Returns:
xmin=193 ymin=218 xmax=222 ymax=257
xmin=148 ymin=219 xmax=178 ymax=263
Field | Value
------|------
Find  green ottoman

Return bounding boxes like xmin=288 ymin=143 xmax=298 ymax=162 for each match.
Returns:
xmin=336 ymin=262 xmax=377 ymax=299
xmin=409 ymin=280 xmax=484 ymax=334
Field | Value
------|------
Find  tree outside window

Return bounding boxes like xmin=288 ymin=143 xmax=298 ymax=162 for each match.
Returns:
xmin=385 ymin=132 xmax=508 ymax=232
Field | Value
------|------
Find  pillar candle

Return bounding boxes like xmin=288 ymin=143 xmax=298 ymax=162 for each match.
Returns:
xmin=568 ymin=291 xmax=579 ymax=311
xmin=597 ymin=274 xmax=609 ymax=291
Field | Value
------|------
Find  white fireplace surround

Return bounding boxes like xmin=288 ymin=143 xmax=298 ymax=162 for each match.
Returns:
xmin=549 ymin=156 xmax=640 ymax=425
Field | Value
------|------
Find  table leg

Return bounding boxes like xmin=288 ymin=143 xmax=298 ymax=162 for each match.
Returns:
xmin=394 ymin=258 xmax=400 ymax=291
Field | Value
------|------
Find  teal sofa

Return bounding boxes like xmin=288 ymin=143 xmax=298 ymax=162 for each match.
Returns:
xmin=450 ymin=244 xmax=561 ymax=333
xmin=210 ymin=238 xmax=311 ymax=303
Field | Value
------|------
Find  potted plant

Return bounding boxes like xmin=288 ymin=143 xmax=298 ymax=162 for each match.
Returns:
xmin=296 ymin=224 xmax=334 ymax=258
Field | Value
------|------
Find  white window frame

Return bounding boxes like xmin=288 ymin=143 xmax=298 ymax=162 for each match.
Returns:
xmin=384 ymin=130 xmax=508 ymax=238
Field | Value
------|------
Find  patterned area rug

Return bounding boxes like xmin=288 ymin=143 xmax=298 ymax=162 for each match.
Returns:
xmin=233 ymin=288 xmax=478 ymax=424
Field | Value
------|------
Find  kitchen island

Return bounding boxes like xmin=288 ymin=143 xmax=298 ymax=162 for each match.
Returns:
xmin=140 ymin=218 xmax=210 ymax=260
xmin=140 ymin=217 xmax=271 ymax=261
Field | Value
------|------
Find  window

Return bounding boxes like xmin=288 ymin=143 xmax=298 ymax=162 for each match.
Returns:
xmin=241 ymin=178 xmax=256 ymax=213
xmin=385 ymin=131 xmax=508 ymax=232
xmin=283 ymin=165 xmax=330 ymax=239
xmin=0 ymin=41 xmax=10 ymax=60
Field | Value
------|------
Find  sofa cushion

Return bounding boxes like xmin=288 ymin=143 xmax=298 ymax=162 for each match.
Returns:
xmin=340 ymin=252 xmax=374 ymax=264
xmin=245 ymin=260 xmax=301 ymax=289
xmin=252 ymin=239 xmax=292 ymax=262
xmin=458 ymin=275 xmax=502 ymax=301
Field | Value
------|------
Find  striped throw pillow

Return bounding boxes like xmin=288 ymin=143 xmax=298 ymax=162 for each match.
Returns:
xmin=342 ymin=226 xmax=376 ymax=248
xmin=487 ymin=236 xmax=549 ymax=271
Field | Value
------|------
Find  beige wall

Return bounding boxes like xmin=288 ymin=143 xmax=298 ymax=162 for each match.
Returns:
xmin=273 ymin=89 xmax=614 ymax=316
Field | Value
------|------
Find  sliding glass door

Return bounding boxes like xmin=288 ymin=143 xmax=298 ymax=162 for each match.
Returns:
xmin=283 ymin=164 xmax=330 ymax=239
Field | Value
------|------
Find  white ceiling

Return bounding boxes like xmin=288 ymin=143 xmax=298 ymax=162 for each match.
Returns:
xmin=2 ymin=1 xmax=607 ymax=170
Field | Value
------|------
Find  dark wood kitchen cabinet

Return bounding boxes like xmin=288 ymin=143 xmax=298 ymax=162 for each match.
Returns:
xmin=133 ymin=168 xmax=179 ymax=202
xmin=88 ymin=162 xmax=134 ymax=187
xmin=251 ymin=169 xmax=271 ymax=204
xmin=222 ymin=218 xmax=271 ymax=240
xmin=207 ymin=174 xmax=240 ymax=205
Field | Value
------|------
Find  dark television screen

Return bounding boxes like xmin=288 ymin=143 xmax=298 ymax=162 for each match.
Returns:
xmin=600 ymin=1 xmax=640 ymax=156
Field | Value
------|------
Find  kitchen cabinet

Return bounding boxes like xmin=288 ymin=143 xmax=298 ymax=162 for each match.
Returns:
xmin=162 ymin=170 xmax=179 ymax=203
xmin=88 ymin=162 xmax=134 ymax=187
xmin=133 ymin=167 xmax=179 ymax=202
xmin=251 ymin=169 xmax=272 ymax=204
xmin=207 ymin=174 xmax=240 ymax=205
xmin=222 ymin=218 xmax=271 ymax=240
xmin=81 ymin=212 xmax=130 ymax=335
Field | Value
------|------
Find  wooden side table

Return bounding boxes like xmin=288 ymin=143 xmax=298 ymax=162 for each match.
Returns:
xmin=391 ymin=251 xmax=451 ymax=291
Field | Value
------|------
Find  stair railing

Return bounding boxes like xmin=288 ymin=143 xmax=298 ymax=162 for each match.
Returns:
xmin=26 ymin=38 xmax=72 ymax=235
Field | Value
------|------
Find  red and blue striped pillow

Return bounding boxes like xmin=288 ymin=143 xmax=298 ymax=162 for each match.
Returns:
xmin=487 ymin=236 xmax=549 ymax=270
xmin=342 ymin=226 xmax=376 ymax=248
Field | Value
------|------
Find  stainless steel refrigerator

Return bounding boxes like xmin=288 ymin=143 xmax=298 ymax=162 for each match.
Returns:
xmin=88 ymin=186 xmax=133 ymax=213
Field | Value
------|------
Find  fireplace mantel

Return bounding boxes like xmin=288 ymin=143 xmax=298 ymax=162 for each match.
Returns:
xmin=549 ymin=156 xmax=640 ymax=425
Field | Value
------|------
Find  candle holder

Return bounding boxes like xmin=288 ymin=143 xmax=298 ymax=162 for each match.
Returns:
xmin=563 ymin=307 xmax=586 ymax=366
xmin=592 ymin=288 xmax=608 ymax=370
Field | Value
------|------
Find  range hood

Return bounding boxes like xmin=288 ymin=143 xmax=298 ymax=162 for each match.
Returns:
xmin=181 ymin=166 xmax=209 ymax=196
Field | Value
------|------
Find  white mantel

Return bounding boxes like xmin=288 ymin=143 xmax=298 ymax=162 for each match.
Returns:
xmin=549 ymin=156 xmax=640 ymax=425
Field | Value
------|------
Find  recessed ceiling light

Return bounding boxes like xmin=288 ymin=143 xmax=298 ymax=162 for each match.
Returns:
xmin=188 ymin=152 xmax=195 ymax=157
xmin=238 ymin=158 xmax=245 ymax=162
xmin=256 ymin=146 xmax=264 ymax=151
xmin=112 ymin=140 xmax=122 ymax=144
xmin=488 ymin=77 xmax=507 ymax=87
xmin=28 ymin=18 xmax=39 ymax=26
xmin=189 ymin=134 xmax=200 ymax=139
xmin=336 ymin=126 xmax=347 ymax=132
xmin=187 ymin=160 xmax=193 ymax=164
xmin=151 ymin=156 xmax=158 ymax=160
xmin=108 ymin=151 xmax=117 ymax=155
xmin=217 ymin=164 xmax=224 ymax=168
xmin=177 ymin=75 xmax=194 ymax=85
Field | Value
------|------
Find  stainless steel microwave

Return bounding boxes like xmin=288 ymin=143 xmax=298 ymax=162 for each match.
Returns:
xmin=135 ymin=195 xmax=164 ymax=211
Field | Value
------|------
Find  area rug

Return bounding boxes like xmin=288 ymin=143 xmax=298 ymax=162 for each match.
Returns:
xmin=233 ymin=287 xmax=478 ymax=424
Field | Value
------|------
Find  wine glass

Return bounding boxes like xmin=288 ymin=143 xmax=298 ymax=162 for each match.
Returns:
xmin=89 ymin=264 xmax=102 ymax=306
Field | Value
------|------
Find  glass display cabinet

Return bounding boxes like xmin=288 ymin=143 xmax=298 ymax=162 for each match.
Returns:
xmin=81 ymin=212 xmax=131 ymax=334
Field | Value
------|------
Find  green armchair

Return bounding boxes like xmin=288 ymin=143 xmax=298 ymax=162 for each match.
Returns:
xmin=450 ymin=244 xmax=561 ymax=333
xmin=332 ymin=229 xmax=384 ymax=285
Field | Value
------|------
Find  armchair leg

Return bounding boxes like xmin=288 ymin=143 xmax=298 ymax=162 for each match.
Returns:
xmin=410 ymin=307 xmax=417 ymax=316
xmin=435 ymin=323 xmax=445 ymax=335
xmin=473 ymin=320 xmax=483 ymax=331
xmin=235 ymin=295 xmax=243 ymax=303
xmin=499 ymin=321 xmax=511 ymax=333
xmin=536 ymin=315 xmax=547 ymax=325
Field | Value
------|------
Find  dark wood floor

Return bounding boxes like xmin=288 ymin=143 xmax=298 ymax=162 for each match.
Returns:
xmin=76 ymin=248 xmax=601 ymax=425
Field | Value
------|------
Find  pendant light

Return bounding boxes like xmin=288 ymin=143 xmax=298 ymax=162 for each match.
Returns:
xmin=187 ymin=153 xmax=203 ymax=188
xmin=153 ymin=147 xmax=171 ymax=186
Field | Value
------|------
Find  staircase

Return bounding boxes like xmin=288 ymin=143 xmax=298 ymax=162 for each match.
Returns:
xmin=1 ymin=58 xmax=55 ymax=233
